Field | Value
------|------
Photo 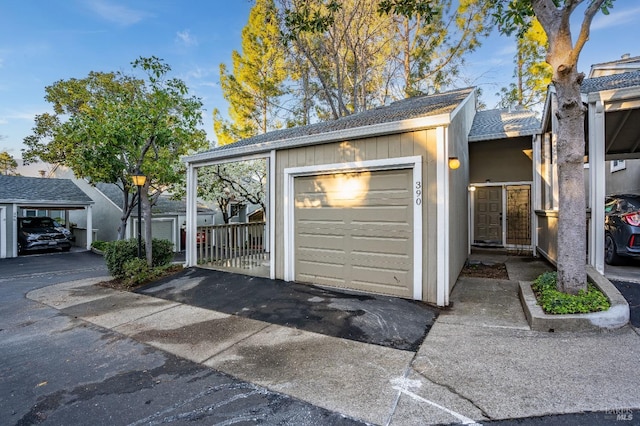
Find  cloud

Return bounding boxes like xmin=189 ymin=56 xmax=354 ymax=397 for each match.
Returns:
xmin=591 ymin=7 xmax=640 ymax=31
xmin=84 ymin=0 xmax=152 ymax=26
xmin=176 ymin=30 xmax=198 ymax=47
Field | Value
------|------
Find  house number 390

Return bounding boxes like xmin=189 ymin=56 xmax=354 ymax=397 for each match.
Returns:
xmin=415 ymin=181 xmax=422 ymax=205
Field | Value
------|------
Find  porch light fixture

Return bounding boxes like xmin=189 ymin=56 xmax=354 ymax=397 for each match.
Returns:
xmin=468 ymin=185 xmax=476 ymax=192
xmin=131 ymin=169 xmax=147 ymax=259
xmin=448 ymin=157 xmax=460 ymax=170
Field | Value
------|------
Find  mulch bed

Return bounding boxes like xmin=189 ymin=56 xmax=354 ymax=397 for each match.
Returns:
xmin=460 ymin=262 xmax=509 ymax=280
xmin=97 ymin=265 xmax=184 ymax=291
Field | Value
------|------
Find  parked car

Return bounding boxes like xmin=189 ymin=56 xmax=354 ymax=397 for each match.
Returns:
xmin=17 ymin=217 xmax=72 ymax=254
xmin=52 ymin=219 xmax=76 ymax=242
xmin=604 ymin=194 xmax=640 ymax=265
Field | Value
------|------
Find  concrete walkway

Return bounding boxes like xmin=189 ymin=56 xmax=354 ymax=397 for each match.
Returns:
xmin=27 ymin=255 xmax=640 ymax=425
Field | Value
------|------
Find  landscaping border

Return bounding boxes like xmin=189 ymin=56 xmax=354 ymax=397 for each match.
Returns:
xmin=519 ymin=266 xmax=629 ymax=332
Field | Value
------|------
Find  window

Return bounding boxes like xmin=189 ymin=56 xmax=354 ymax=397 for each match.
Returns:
xmin=611 ymin=159 xmax=626 ymax=173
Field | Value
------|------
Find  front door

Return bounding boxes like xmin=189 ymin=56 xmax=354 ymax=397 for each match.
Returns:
xmin=474 ymin=186 xmax=502 ymax=246
xmin=506 ymin=185 xmax=531 ymax=246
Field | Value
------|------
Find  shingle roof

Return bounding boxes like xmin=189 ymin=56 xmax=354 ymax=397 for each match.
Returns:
xmin=0 ymin=175 xmax=93 ymax=205
xmin=468 ymin=109 xmax=541 ymax=142
xmin=581 ymin=70 xmax=640 ymax=94
xmin=197 ymin=87 xmax=475 ymax=156
xmin=95 ymin=182 xmax=212 ymax=215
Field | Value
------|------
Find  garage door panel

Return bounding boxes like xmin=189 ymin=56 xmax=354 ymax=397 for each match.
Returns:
xmin=294 ymin=168 xmax=414 ymax=298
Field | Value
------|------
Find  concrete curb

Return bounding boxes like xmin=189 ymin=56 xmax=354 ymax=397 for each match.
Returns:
xmin=519 ymin=266 xmax=630 ymax=332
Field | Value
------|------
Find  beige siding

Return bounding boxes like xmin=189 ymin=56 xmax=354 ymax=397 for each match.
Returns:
xmin=447 ymin=98 xmax=475 ymax=293
xmin=469 ymin=137 xmax=533 ymax=184
xmin=536 ymin=211 xmax=558 ymax=263
xmin=276 ymin=130 xmax=440 ymax=303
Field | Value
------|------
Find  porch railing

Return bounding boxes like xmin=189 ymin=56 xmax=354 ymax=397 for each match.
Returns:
xmin=196 ymin=221 xmax=267 ymax=269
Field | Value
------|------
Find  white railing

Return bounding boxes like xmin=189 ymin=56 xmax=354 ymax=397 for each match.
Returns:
xmin=197 ymin=221 xmax=266 ymax=269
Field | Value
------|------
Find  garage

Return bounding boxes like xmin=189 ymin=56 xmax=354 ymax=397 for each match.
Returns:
xmin=185 ymin=87 xmax=477 ymax=306
xmin=293 ymin=168 xmax=414 ymax=298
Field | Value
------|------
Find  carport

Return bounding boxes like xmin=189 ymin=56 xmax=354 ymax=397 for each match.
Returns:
xmin=0 ymin=175 xmax=94 ymax=258
xmin=535 ymin=70 xmax=640 ymax=272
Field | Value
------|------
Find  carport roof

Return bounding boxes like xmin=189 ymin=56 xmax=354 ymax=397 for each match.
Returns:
xmin=184 ymin=87 xmax=475 ymax=164
xmin=468 ymin=109 xmax=541 ymax=142
xmin=581 ymin=70 xmax=640 ymax=93
xmin=0 ymin=175 xmax=93 ymax=207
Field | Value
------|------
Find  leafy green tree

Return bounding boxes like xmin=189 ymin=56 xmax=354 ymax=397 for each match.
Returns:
xmin=213 ymin=0 xmax=288 ymax=145
xmin=0 ymin=151 xmax=19 ymax=175
xmin=497 ymin=18 xmax=552 ymax=110
xmin=23 ymin=56 xmax=208 ymax=265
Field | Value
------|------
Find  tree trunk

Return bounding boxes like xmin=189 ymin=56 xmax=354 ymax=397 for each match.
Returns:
xmin=142 ymin=182 xmax=153 ymax=267
xmin=554 ymin=71 xmax=587 ymax=294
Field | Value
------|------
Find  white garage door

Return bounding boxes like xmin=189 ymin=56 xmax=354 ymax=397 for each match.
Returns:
xmin=294 ymin=168 xmax=414 ymax=298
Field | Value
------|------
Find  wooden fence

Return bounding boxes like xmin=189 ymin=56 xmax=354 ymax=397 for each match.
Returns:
xmin=196 ymin=221 xmax=266 ymax=269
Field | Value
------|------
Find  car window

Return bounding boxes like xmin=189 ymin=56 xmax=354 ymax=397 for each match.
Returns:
xmin=624 ymin=197 xmax=640 ymax=212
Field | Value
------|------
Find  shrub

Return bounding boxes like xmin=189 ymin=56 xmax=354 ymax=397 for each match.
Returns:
xmin=122 ymin=258 xmax=154 ymax=288
xmin=91 ymin=240 xmax=110 ymax=252
xmin=104 ymin=238 xmax=174 ymax=278
xmin=531 ymin=272 xmax=610 ymax=314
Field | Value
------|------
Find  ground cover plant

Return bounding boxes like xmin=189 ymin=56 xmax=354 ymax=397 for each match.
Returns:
xmin=532 ymin=271 xmax=610 ymax=314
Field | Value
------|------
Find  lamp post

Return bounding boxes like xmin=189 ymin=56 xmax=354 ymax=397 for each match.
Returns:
xmin=131 ymin=169 xmax=147 ymax=259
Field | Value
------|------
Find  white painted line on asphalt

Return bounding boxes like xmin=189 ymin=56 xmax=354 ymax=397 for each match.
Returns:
xmin=392 ymin=386 xmax=481 ymax=425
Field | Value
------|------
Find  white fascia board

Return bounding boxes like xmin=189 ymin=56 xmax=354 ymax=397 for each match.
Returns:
xmin=468 ymin=129 xmax=540 ymax=143
xmin=183 ymin=113 xmax=451 ymax=165
xmin=94 ymin=186 xmax=124 ymax=212
xmin=185 ymin=151 xmax=273 ymax=168
xmin=539 ymin=86 xmax=554 ymax=132
xmin=588 ymin=86 xmax=640 ymax=109
xmin=449 ymin=90 xmax=476 ymax=122
xmin=5 ymin=200 xmax=94 ymax=207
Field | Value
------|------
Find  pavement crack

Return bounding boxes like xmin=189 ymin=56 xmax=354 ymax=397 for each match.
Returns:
xmin=413 ymin=368 xmax=493 ymax=421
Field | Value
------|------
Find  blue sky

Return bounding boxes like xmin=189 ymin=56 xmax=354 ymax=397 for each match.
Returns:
xmin=1 ymin=0 xmax=639 ymax=158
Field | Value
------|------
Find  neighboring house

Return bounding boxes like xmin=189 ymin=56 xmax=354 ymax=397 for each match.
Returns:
xmin=0 ymin=175 xmax=94 ymax=258
xmin=536 ymin=68 xmax=640 ymax=272
xmin=468 ymin=109 xmax=541 ymax=252
xmin=184 ymin=87 xmax=477 ymax=307
xmin=86 ymin=183 xmax=215 ymax=252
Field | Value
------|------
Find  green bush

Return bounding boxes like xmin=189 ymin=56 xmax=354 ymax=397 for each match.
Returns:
xmin=122 ymin=258 xmax=154 ymax=288
xmin=91 ymin=240 xmax=110 ymax=252
xmin=104 ymin=238 xmax=174 ymax=278
xmin=532 ymin=272 xmax=610 ymax=314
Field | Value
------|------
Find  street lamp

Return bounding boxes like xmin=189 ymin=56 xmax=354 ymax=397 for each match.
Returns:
xmin=131 ymin=169 xmax=147 ymax=259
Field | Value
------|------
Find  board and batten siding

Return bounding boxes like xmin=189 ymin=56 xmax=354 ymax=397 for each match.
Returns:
xmin=274 ymin=129 xmax=440 ymax=303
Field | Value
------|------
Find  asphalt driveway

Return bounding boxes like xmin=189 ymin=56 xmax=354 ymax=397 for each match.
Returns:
xmin=137 ymin=267 xmax=439 ymax=351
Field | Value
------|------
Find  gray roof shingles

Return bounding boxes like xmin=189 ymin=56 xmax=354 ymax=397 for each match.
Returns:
xmin=0 ymin=175 xmax=93 ymax=205
xmin=199 ymin=87 xmax=475 ymax=155
xmin=468 ymin=109 xmax=541 ymax=142
xmin=581 ymin=70 xmax=640 ymax=94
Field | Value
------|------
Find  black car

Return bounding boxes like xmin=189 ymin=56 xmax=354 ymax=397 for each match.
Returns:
xmin=604 ymin=194 xmax=640 ymax=265
xmin=17 ymin=217 xmax=72 ymax=254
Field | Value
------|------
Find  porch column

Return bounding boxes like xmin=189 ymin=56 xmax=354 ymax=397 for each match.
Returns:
xmin=532 ymin=133 xmax=542 ymax=254
xmin=185 ymin=164 xmax=198 ymax=267
xmin=268 ymin=150 xmax=276 ymax=279
xmin=85 ymin=205 xmax=93 ymax=250
xmin=588 ymin=100 xmax=606 ymax=273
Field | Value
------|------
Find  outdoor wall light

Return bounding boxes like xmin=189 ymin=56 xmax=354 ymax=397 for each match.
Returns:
xmin=468 ymin=185 xmax=476 ymax=192
xmin=448 ymin=157 xmax=460 ymax=170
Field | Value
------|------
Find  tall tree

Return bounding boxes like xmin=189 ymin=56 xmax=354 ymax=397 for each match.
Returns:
xmin=497 ymin=18 xmax=552 ymax=110
xmin=213 ymin=0 xmax=288 ymax=145
xmin=492 ymin=0 xmax=614 ymax=294
xmin=0 ymin=151 xmax=19 ymax=176
xmin=23 ymin=56 xmax=208 ymax=265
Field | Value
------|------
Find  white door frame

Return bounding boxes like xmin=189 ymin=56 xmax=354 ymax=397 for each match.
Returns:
xmin=283 ymin=155 xmax=423 ymax=301
xmin=469 ymin=181 xmax=534 ymax=250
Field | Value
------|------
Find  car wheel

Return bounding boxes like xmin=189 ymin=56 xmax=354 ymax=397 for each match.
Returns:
xmin=605 ymin=234 xmax=620 ymax=265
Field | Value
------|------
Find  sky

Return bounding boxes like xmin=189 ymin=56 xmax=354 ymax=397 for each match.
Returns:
xmin=1 ymin=0 xmax=639 ymax=159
